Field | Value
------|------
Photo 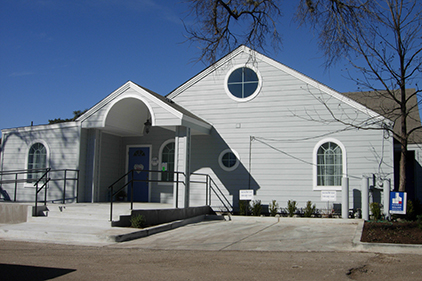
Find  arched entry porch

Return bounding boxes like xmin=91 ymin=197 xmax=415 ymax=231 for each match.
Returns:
xmin=77 ymin=82 xmax=212 ymax=208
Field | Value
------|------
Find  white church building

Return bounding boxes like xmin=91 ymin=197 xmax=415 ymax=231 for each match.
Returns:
xmin=1 ymin=46 xmax=421 ymax=214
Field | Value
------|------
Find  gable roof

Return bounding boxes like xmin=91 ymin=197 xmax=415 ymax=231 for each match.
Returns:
xmin=77 ymin=81 xmax=212 ymax=135
xmin=343 ymin=89 xmax=422 ymax=144
xmin=167 ymin=45 xmax=386 ymax=124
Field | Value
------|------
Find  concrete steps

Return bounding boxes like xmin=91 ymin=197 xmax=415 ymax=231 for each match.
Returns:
xmin=0 ymin=202 xmax=213 ymax=245
xmin=0 ymin=203 xmax=169 ymax=245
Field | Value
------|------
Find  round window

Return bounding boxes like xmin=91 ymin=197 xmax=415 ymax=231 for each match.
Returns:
xmin=218 ymin=149 xmax=240 ymax=171
xmin=225 ymin=66 xmax=261 ymax=101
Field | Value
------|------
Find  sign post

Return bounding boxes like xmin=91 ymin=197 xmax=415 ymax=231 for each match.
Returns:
xmin=239 ymin=190 xmax=254 ymax=216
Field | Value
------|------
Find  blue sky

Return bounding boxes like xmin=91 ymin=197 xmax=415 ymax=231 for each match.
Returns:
xmin=1 ymin=0 xmax=420 ymax=138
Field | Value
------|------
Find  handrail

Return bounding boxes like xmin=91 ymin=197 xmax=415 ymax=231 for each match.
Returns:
xmin=191 ymin=172 xmax=233 ymax=213
xmin=0 ymin=168 xmax=80 ymax=205
xmin=34 ymin=168 xmax=51 ymax=216
xmin=108 ymin=169 xmax=186 ymax=222
xmin=208 ymin=176 xmax=233 ymax=213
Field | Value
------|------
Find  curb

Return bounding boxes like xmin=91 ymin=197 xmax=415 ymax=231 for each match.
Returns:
xmin=108 ymin=214 xmax=208 ymax=242
xmin=352 ymin=220 xmax=422 ymax=255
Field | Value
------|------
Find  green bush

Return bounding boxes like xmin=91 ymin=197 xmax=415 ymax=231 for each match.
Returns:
xmin=269 ymin=200 xmax=279 ymax=216
xmin=239 ymin=200 xmax=250 ymax=216
xmin=370 ymin=202 xmax=381 ymax=221
xmin=130 ymin=214 xmax=146 ymax=228
xmin=251 ymin=200 xmax=262 ymax=216
xmin=417 ymin=215 xmax=422 ymax=230
xmin=303 ymin=201 xmax=316 ymax=217
xmin=287 ymin=200 xmax=297 ymax=217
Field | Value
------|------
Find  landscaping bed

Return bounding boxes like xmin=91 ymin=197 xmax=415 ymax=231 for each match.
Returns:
xmin=361 ymin=221 xmax=422 ymax=244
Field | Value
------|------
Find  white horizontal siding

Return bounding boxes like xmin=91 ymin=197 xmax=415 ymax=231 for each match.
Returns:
xmin=1 ymin=124 xmax=81 ymax=202
xmin=174 ymin=51 xmax=394 ymax=210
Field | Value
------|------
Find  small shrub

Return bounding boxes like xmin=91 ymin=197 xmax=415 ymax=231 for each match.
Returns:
xmin=130 ymin=214 xmax=146 ymax=228
xmin=239 ymin=200 xmax=250 ymax=216
xmin=287 ymin=200 xmax=297 ymax=217
xmin=251 ymin=200 xmax=262 ymax=216
xmin=303 ymin=201 xmax=316 ymax=217
xmin=269 ymin=200 xmax=279 ymax=216
xmin=417 ymin=215 xmax=422 ymax=230
xmin=370 ymin=202 xmax=381 ymax=221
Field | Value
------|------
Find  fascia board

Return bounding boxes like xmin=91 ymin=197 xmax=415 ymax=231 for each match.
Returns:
xmin=1 ymin=121 xmax=80 ymax=134
xmin=77 ymin=82 xmax=131 ymax=123
xmin=168 ymin=45 xmax=387 ymax=123
xmin=181 ymin=115 xmax=212 ymax=134
xmin=254 ymin=51 xmax=387 ymax=122
xmin=129 ymin=82 xmax=183 ymax=122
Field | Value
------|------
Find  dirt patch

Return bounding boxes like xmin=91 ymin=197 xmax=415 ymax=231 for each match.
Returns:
xmin=361 ymin=221 xmax=422 ymax=244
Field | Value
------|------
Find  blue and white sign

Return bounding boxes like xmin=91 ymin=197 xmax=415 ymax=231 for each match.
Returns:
xmin=390 ymin=192 xmax=407 ymax=214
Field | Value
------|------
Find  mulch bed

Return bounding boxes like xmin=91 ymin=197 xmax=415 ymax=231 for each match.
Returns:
xmin=361 ymin=221 xmax=422 ymax=244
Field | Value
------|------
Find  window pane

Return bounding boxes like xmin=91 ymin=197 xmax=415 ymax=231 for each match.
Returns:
xmin=228 ymin=84 xmax=243 ymax=98
xmin=316 ymin=142 xmax=342 ymax=186
xmin=243 ymin=82 xmax=258 ymax=97
xmin=28 ymin=143 xmax=47 ymax=180
xmin=162 ymin=142 xmax=175 ymax=182
xmin=227 ymin=67 xmax=259 ymax=99
xmin=244 ymin=68 xmax=258 ymax=82
xmin=222 ymin=152 xmax=236 ymax=168
xmin=228 ymin=68 xmax=243 ymax=84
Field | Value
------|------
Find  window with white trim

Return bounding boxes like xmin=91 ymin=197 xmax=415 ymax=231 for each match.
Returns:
xmin=317 ymin=142 xmax=342 ymax=186
xmin=218 ymin=149 xmax=240 ymax=171
xmin=27 ymin=142 xmax=47 ymax=181
xmin=160 ymin=140 xmax=175 ymax=182
xmin=224 ymin=66 xmax=262 ymax=102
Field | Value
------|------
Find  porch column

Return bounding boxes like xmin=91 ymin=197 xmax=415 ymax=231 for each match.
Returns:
xmin=174 ymin=126 xmax=191 ymax=208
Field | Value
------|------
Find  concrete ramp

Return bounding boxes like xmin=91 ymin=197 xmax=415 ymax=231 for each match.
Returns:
xmin=0 ymin=203 xmax=218 ymax=245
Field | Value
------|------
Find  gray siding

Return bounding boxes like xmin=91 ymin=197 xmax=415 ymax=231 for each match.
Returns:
xmin=173 ymin=51 xmax=394 ymax=211
xmin=1 ymin=123 xmax=81 ymax=202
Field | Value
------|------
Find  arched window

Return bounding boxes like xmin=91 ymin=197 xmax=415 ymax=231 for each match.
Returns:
xmin=313 ymin=139 xmax=346 ymax=190
xmin=27 ymin=142 xmax=47 ymax=181
xmin=160 ymin=141 xmax=175 ymax=182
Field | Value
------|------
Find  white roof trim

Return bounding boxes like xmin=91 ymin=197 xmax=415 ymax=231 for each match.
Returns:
xmin=168 ymin=45 xmax=385 ymax=122
xmin=167 ymin=46 xmax=247 ymax=99
xmin=77 ymin=81 xmax=211 ymax=132
xmin=1 ymin=121 xmax=80 ymax=134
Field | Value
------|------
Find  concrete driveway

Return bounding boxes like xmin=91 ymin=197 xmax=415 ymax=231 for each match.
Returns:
xmin=113 ymin=216 xmax=362 ymax=252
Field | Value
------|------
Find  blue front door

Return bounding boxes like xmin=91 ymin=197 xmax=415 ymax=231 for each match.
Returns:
xmin=128 ymin=147 xmax=150 ymax=202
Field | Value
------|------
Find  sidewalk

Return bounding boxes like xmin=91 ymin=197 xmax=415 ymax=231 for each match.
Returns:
xmin=0 ymin=204 xmax=421 ymax=254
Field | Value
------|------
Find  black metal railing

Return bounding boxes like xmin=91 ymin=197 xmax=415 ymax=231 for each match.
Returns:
xmin=34 ymin=168 xmax=51 ymax=215
xmin=191 ymin=173 xmax=233 ymax=213
xmin=0 ymin=168 xmax=80 ymax=212
xmin=108 ymin=169 xmax=186 ymax=222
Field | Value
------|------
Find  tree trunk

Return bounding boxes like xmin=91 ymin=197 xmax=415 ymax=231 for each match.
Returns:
xmin=398 ymin=85 xmax=407 ymax=193
xmin=399 ymin=142 xmax=407 ymax=192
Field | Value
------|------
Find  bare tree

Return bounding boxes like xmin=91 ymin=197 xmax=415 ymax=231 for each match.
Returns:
xmin=184 ymin=0 xmax=282 ymax=62
xmin=186 ymin=0 xmax=422 ymax=193
xmin=297 ymin=0 xmax=422 ymax=192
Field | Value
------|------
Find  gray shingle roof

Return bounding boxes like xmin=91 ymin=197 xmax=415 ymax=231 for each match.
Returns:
xmin=342 ymin=89 xmax=422 ymax=144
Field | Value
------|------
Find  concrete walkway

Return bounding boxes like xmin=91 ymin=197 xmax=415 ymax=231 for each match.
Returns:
xmin=111 ymin=216 xmax=422 ymax=255
xmin=0 ymin=203 xmax=421 ymax=255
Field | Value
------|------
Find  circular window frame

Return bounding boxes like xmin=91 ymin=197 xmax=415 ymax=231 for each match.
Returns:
xmin=224 ymin=65 xmax=262 ymax=102
xmin=218 ymin=149 xmax=240 ymax=172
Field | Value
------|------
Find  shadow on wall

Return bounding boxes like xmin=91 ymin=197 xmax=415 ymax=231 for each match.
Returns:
xmin=0 ymin=125 xmax=80 ymax=203
xmin=190 ymin=128 xmax=260 ymax=211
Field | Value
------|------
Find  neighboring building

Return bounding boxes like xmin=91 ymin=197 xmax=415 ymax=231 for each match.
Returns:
xmin=1 ymin=46 xmax=421 ymax=213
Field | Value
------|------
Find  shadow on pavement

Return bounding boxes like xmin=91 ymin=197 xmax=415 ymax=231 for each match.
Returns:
xmin=0 ymin=263 xmax=76 ymax=281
